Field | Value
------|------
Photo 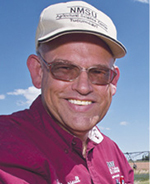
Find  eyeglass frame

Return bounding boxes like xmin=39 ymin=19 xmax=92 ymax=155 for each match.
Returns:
xmin=37 ymin=52 xmax=117 ymax=85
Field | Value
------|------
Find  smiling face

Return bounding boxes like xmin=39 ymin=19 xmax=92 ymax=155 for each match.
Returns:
xmin=28 ymin=34 xmax=119 ymax=140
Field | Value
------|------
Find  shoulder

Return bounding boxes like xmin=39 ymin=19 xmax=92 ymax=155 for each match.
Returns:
xmin=96 ymin=131 xmax=126 ymax=159
xmin=0 ymin=110 xmax=31 ymax=143
xmin=0 ymin=109 xmax=41 ymax=168
xmin=0 ymin=109 xmax=32 ymax=135
xmin=95 ymin=130 xmax=131 ymax=168
xmin=0 ymin=95 xmax=42 ymax=128
xmin=0 ymin=108 xmax=36 ymax=152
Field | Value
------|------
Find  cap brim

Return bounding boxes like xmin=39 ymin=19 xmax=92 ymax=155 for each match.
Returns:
xmin=38 ymin=30 xmax=126 ymax=58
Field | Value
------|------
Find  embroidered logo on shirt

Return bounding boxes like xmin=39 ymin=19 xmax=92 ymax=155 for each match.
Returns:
xmin=107 ymin=161 xmax=120 ymax=175
xmin=67 ymin=176 xmax=81 ymax=184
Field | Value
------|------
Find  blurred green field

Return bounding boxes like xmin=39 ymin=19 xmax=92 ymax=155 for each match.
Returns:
xmin=134 ymin=181 xmax=149 ymax=184
xmin=134 ymin=173 xmax=149 ymax=184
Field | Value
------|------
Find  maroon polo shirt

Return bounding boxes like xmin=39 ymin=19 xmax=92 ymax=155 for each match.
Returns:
xmin=0 ymin=95 xmax=133 ymax=184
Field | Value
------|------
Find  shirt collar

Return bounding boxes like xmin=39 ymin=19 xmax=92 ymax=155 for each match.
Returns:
xmin=88 ymin=126 xmax=103 ymax=144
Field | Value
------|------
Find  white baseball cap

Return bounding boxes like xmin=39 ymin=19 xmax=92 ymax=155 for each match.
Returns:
xmin=36 ymin=1 xmax=126 ymax=58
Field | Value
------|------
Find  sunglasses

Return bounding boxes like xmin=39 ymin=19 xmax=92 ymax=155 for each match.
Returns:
xmin=38 ymin=53 xmax=117 ymax=85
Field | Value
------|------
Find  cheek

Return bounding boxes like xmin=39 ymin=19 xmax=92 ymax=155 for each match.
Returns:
xmin=41 ymin=75 xmax=67 ymax=114
xmin=103 ymin=85 xmax=113 ymax=106
xmin=97 ymin=85 xmax=113 ymax=118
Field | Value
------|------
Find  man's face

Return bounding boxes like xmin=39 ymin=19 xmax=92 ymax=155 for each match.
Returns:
xmin=39 ymin=34 xmax=117 ymax=139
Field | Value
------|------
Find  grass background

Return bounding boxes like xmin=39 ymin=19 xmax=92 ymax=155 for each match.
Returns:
xmin=134 ymin=173 xmax=149 ymax=184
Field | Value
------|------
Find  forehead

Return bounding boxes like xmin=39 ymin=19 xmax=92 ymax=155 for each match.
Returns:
xmin=39 ymin=33 xmax=113 ymax=53
xmin=39 ymin=33 xmax=115 ymax=66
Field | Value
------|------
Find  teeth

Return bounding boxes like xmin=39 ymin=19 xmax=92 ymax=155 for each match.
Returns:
xmin=68 ymin=99 xmax=92 ymax=105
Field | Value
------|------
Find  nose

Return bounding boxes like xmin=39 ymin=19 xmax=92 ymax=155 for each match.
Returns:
xmin=71 ymin=70 xmax=93 ymax=95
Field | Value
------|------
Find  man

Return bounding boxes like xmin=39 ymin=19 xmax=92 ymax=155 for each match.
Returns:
xmin=0 ymin=1 xmax=133 ymax=184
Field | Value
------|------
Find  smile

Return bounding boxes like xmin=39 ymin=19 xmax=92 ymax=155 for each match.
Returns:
xmin=68 ymin=99 xmax=92 ymax=106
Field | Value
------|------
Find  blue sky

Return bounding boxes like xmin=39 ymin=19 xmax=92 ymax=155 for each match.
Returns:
xmin=0 ymin=0 xmax=149 ymax=156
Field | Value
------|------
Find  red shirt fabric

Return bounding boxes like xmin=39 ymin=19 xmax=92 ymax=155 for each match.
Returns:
xmin=0 ymin=95 xmax=134 ymax=184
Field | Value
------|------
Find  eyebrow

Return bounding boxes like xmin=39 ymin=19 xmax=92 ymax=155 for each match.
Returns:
xmin=51 ymin=58 xmax=113 ymax=69
xmin=37 ymin=51 xmax=114 ymax=69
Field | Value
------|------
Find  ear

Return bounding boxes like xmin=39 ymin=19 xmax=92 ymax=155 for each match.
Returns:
xmin=111 ymin=66 xmax=120 ymax=96
xmin=27 ymin=54 xmax=43 ymax=89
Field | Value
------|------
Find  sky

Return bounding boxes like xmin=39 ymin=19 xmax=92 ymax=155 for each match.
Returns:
xmin=0 ymin=0 xmax=149 ymax=157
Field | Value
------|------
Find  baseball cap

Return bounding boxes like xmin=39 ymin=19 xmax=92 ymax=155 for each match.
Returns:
xmin=36 ymin=1 xmax=126 ymax=58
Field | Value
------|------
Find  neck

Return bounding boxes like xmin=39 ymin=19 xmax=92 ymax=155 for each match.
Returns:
xmin=82 ymin=139 xmax=88 ymax=158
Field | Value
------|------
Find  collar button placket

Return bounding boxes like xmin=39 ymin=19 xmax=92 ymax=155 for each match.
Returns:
xmin=64 ymin=148 xmax=69 ymax=154
xmin=72 ymin=141 xmax=76 ymax=146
